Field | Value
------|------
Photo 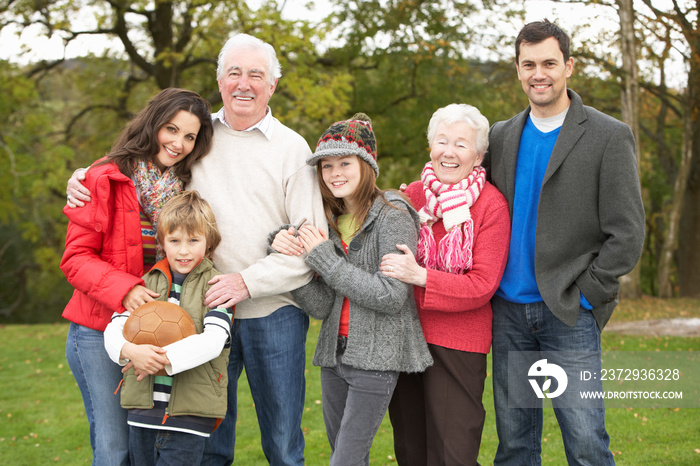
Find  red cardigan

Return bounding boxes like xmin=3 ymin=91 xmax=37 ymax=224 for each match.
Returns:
xmin=60 ymin=161 xmax=145 ymax=331
xmin=406 ymin=180 xmax=510 ymax=354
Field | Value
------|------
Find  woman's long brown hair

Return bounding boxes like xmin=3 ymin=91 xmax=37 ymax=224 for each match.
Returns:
xmin=96 ymin=88 xmax=213 ymax=184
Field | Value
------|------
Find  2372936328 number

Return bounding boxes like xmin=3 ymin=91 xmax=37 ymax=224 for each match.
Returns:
xmin=601 ymin=368 xmax=680 ymax=381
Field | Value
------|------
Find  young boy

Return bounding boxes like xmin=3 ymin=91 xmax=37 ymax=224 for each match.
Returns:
xmin=104 ymin=190 xmax=234 ymax=465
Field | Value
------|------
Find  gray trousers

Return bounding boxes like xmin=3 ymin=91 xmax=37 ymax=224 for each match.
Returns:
xmin=321 ymin=357 xmax=398 ymax=466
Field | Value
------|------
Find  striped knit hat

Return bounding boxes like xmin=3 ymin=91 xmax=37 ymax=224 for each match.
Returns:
xmin=307 ymin=113 xmax=379 ymax=177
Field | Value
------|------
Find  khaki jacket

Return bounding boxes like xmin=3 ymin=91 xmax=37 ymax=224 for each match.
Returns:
xmin=120 ymin=258 xmax=230 ymax=419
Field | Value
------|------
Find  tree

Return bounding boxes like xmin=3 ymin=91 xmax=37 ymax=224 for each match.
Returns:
xmin=637 ymin=28 xmax=684 ymax=297
xmin=637 ymin=0 xmax=697 ymax=297
xmin=1 ymin=0 xmax=351 ymax=141
xmin=572 ymin=0 xmax=693 ymax=298
xmin=618 ymin=0 xmax=644 ymax=298
xmin=0 ymin=60 xmax=77 ymax=322
xmin=4 ymin=0 xmax=254 ymax=88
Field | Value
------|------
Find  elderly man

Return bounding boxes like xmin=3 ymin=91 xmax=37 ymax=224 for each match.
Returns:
xmin=67 ymin=34 xmax=325 ymax=466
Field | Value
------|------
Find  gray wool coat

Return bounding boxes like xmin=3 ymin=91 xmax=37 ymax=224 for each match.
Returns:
xmin=485 ymin=89 xmax=645 ymax=330
xmin=290 ymin=191 xmax=433 ymax=373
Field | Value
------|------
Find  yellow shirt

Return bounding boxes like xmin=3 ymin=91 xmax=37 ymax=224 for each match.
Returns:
xmin=337 ymin=214 xmax=359 ymax=244
xmin=336 ymin=213 xmax=360 ymax=338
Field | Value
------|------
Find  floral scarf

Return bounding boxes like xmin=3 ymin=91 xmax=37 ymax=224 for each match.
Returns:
xmin=132 ymin=159 xmax=184 ymax=259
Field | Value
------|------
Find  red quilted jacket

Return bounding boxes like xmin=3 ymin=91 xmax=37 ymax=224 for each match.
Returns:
xmin=61 ymin=160 xmax=145 ymax=331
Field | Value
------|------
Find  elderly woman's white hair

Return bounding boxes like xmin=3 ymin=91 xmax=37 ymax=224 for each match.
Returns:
xmin=426 ymin=104 xmax=490 ymax=156
xmin=216 ymin=33 xmax=282 ymax=85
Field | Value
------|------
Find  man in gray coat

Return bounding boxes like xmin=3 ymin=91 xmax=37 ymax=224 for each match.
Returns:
xmin=484 ymin=19 xmax=645 ymax=465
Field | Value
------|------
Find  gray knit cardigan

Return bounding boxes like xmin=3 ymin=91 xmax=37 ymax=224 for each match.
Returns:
xmin=288 ymin=191 xmax=433 ymax=373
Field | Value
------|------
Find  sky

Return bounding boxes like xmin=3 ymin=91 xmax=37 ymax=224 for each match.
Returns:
xmin=0 ymin=1 xmax=625 ymax=66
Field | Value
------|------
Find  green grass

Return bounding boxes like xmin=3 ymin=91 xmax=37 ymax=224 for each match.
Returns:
xmin=1 ymin=298 xmax=699 ymax=465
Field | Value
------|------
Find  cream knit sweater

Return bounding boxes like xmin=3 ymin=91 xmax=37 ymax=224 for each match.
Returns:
xmin=188 ymin=118 xmax=325 ymax=319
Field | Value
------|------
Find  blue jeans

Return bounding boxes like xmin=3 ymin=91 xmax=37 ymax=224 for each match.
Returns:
xmin=129 ymin=426 xmax=206 ymax=466
xmin=65 ymin=322 xmax=129 ymax=466
xmin=321 ymin=358 xmax=398 ymax=466
xmin=491 ymin=296 xmax=614 ymax=466
xmin=202 ymin=305 xmax=308 ymax=466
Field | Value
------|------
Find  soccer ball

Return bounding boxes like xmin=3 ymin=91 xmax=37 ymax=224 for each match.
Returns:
xmin=123 ymin=301 xmax=196 ymax=375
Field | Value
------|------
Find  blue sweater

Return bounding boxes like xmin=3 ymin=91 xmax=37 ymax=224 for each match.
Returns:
xmin=497 ymin=117 xmax=558 ymax=304
xmin=496 ymin=117 xmax=593 ymax=310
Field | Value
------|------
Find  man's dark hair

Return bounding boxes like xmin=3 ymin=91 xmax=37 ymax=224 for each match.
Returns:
xmin=515 ymin=19 xmax=571 ymax=64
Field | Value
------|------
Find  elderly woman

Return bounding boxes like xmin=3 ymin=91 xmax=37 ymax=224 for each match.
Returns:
xmin=380 ymin=104 xmax=510 ymax=465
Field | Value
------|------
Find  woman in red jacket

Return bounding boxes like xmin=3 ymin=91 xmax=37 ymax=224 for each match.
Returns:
xmin=60 ymin=88 xmax=213 ymax=466
xmin=380 ymin=104 xmax=511 ymax=465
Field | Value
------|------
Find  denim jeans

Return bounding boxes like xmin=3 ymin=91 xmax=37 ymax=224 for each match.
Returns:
xmin=128 ymin=426 xmax=206 ymax=466
xmin=321 ymin=358 xmax=398 ymax=466
xmin=202 ymin=305 xmax=308 ymax=466
xmin=65 ymin=322 xmax=129 ymax=466
xmin=491 ymin=296 xmax=615 ymax=466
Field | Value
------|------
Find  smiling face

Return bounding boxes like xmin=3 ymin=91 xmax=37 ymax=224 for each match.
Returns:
xmin=217 ymin=46 xmax=277 ymax=130
xmin=516 ymin=36 xmax=574 ymax=118
xmin=155 ymin=110 xmax=202 ymax=171
xmin=320 ymin=155 xmax=362 ymax=210
xmin=162 ymin=227 xmax=208 ymax=275
xmin=430 ymin=121 xmax=483 ymax=185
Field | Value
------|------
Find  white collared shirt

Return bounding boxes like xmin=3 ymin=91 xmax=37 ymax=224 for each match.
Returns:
xmin=212 ymin=106 xmax=274 ymax=140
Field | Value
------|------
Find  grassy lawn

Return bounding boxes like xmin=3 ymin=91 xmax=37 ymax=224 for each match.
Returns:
xmin=0 ymin=297 xmax=698 ymax=465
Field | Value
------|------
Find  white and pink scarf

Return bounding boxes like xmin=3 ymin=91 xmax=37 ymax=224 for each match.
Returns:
xmin=417 ymin=162 xmax=486 ymax=275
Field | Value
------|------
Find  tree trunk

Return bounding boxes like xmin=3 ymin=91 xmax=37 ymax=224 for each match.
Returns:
xmin=677 ymin=27 xmax=700 ymax=298
xmin=677 ymin=110 xmax=700 ymax=297
xmin=617 ymin=0 xmax=643 ymax=298
xmin=659 ymin=103 xmax=693 ymax=297
xmin=678 ymin=166 xmax=700 ymax=297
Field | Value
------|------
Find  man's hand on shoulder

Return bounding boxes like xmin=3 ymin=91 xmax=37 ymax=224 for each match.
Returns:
xmin=205 ymin=273 xmax=251 ymax=309
xmin=67 ymin=168 xmax=91 ymax=208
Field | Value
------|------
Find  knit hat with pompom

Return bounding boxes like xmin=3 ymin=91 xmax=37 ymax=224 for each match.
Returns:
xmin=307 ymin=112 xmax=378 ymax=177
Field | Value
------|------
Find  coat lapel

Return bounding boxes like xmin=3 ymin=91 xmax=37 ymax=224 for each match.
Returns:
xmin=542 ymin=90 xmax=586 ymax=185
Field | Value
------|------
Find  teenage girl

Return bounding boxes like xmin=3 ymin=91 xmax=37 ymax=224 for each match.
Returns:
xmin=270 ymin=113 xmax=432 ymax=466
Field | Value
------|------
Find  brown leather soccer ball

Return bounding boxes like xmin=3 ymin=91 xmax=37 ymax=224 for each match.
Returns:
xmin=123 ymin=301 xmax=196 ymax=376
